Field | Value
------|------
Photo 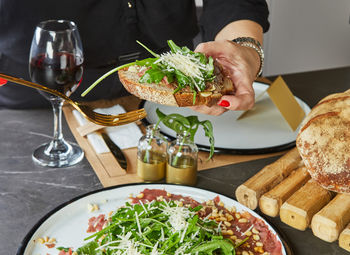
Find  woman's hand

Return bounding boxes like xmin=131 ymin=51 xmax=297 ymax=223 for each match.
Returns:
xmin=190 ymin=40 xmax=261 ymax=115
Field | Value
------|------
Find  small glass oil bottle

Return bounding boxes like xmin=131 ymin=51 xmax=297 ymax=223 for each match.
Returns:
xmin=137 ymin=124 xmax=167 ymax=182
xmin=166 ymin=131 xmax=198 ymax=186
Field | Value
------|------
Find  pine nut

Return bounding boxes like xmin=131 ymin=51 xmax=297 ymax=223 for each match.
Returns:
xmin=226 ymin=213 xmax=234 ymax=221
xmin=245 ymin=230 xmax=252 ymax=236
xmin=226 ymin=229 xmax=234 ymax=235
xmin=254 ymin=246 xmax=264 ymax=253
xmin=206 ymin=200 xmax=214 ymax=206
xmin=219 ymin=216 xmax=226 ymax=222
xmin=37 ymin=238 xmax=45 ymax=244
xmin=239 ymin=218 xmax=248 ymax=223
xmin=230 ymin=235 xmax=237 ymax=241
xmin=48 ymin=238 xmax=56 ymax=243
xmin=252 ymin=227 xmax=260 ymax=234
xmin=87 ymin=203 xmax=94 ymax=212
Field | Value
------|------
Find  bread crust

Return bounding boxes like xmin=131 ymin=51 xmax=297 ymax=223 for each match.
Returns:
xmin=296 ymin=89 xmax=350 ymax=193
xmin=118 ymin=69 xmax=178 ymax=106
xmin=117 ymin=61 xmax=235 ymax=107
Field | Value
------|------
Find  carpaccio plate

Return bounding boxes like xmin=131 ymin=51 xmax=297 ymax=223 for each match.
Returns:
xmin=18 ymin=184 xmax=287 ymax=255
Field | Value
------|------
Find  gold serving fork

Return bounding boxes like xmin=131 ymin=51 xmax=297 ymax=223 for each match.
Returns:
xmin=0 ymin=73 xmax=147 ymax=126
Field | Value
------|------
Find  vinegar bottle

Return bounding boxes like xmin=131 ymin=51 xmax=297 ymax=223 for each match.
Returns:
xmin=166 ymin=131 xmax=198 ymax=186
xmin=137 ymin=124 xmax=167 ymax=182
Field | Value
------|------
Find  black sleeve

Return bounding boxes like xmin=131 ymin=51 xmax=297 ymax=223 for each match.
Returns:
xmin=200 ymin=0 xmax=270 ymax=41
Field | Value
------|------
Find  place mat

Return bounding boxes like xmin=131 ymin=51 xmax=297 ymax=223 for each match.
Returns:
xmin=63 ymin=94 xmax=286 ymax=187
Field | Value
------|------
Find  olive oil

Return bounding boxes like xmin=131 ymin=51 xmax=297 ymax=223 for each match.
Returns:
xmin=166 ymin=156 xmax=197 ymax=186
xmin=137 ymin=150 xmax=166 ymax=181
xmin=137 ymin=124 xmax=167 ymax=182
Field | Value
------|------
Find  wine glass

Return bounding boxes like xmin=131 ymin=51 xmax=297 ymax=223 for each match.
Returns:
xmin=29 ymin=20 xmax=84 ymax=167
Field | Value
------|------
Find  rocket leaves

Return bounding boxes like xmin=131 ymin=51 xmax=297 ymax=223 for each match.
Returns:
xmin=156 ymin=108 xmax=215 ymax=160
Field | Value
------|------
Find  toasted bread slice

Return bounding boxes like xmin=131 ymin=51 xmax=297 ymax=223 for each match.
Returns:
xmin=118 ymin=61 xmax=235 ymax=107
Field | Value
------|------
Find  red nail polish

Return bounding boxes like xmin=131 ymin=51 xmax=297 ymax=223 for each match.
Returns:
xmin=0 ymin=78 xmax=7 ymax=86
xmin=218 ymin=100 xmax=230 ymax=107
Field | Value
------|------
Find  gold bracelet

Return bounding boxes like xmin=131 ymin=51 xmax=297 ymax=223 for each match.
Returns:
xmin=231 ymin=37 xmax=264 ymax=78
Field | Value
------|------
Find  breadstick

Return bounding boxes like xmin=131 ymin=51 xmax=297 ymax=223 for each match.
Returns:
xmin=311 ymin=193 xmax=350 ymax=242
xmin=259 ymin=166 xmax=310 ymax=217
xmin=235 ymin=148 xmax=301 ymax=210
xmin=339 ymin=223 xmax=350 ymax=252
xmin=280 ymin=179 xmax=334 ymax=231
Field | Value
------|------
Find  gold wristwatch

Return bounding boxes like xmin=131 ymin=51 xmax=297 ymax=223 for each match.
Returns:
xmin=232 ymin=37 xmax=264 ymax=78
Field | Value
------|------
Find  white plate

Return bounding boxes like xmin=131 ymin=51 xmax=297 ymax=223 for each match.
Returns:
xmin=19 ymin=184 xmax=286 ymax=255
xmin=142 ymin=82 xmax=311 ymax=152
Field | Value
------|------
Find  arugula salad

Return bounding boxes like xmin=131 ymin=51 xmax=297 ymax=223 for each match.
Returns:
xmin=58 ymin=199 xmax=236 ymax=255
xmin=82 ymin=40 xmax=216 ymax=104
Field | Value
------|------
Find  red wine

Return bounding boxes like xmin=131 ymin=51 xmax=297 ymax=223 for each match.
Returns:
xmin=29 ymin=52 xmax=83 ymax=99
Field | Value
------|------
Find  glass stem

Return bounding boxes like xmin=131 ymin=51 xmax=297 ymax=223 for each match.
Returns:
xmin=52 ymin=99 xmax=64 ymax=142
xmin=48 ymin=98 xmax=69 ymax=155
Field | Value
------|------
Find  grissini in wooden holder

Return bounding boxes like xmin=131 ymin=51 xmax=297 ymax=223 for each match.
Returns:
xmin=235 ymin=148 xmax=302 ymax=210
xmin=339 ymin=223 xmax=350 ymax=252
xmin=311 ymin=193 xmax=350 ymax=242
xmin=280 ymin=179 xmax=334 ymax=231
xmin=259 ymin=166 xmax=310 ymax=217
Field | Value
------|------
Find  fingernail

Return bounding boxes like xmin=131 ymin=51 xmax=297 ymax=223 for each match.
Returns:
xmin=0 ymin=78 xmax=7 ymax=86
xmin=218 ymin=100 xmax=230 ymax=107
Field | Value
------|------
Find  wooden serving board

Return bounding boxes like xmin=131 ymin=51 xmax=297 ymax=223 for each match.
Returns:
xmin=62 ymin=95 xmax=284 ymax=187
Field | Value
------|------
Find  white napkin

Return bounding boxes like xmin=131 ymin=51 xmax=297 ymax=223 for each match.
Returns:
xmin=72 ymin=105 xmax=143 ymax=154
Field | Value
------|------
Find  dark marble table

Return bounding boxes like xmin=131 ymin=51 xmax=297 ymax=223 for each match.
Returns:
xmin=1 ymin=67 xmax=349 ymax=255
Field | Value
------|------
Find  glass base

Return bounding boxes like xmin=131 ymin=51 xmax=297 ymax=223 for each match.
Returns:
xmin=32 ymin=141 xmax=84 ymax=168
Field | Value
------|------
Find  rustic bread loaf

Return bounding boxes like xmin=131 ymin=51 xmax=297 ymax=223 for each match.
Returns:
xmin=296 ymin=89 xmax=350 ymax=193
xmin=118 ymin=61 xmax=235 ymax=107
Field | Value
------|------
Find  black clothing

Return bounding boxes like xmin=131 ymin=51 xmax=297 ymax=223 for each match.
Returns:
xmin=0 ymin=0 xmax=269 ymax=109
